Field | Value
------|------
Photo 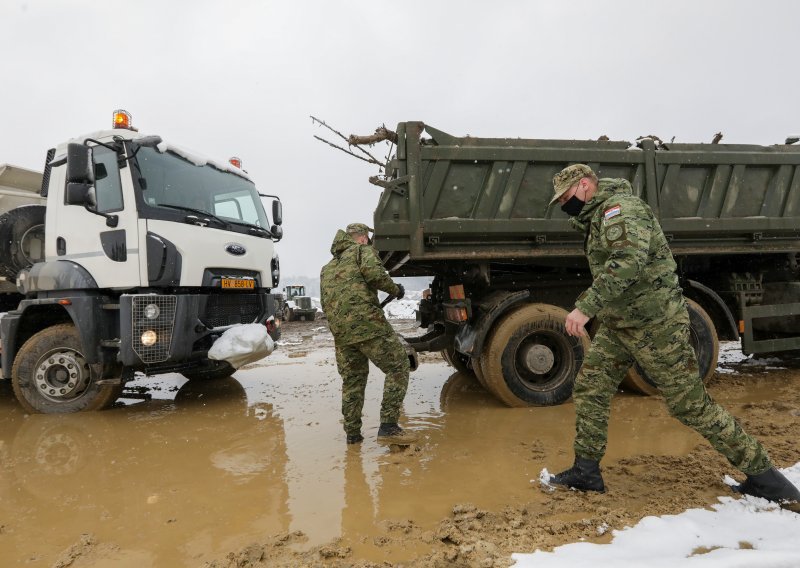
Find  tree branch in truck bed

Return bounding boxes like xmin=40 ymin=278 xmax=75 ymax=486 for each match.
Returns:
xmin=310 ymin=116 xmax=387 ymax=170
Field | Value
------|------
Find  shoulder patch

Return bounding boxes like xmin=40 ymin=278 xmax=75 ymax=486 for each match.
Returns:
xmin=604 ymin=205 xmax=621 ymax=221
xmin=605 ymin=223 xmax=625 ymax=241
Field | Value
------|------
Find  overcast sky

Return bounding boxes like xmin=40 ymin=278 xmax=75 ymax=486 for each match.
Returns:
xmin=1 ymin=0 xmax=797 ymax=278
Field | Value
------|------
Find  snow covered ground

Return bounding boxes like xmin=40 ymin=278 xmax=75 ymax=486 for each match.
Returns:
xmin=514 ymin=344 xmax=800 ymax=567
xmin=514 ymin=464 xmax=800 ymax=567
xmin=309 ymin=290 xmax=422 ymax=320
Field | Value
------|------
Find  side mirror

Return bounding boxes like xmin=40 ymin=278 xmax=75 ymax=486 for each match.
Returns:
xmin=271 ymin=224 xmax=283 ymax=241
xmin=272 ymin=200 xmax=282 ymax=226
xmin=66 ymin=143 xmax=94 ymax=184
xmin=65 ymin=182 xmax=93 ymax=206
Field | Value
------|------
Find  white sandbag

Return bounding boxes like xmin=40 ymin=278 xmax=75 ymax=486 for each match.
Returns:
xmin=207 ymin=323 xmax=275 ymax=368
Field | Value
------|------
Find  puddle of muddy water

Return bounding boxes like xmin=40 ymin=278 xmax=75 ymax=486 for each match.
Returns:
xmin=0 ymin=324 xmax=797 ymax=566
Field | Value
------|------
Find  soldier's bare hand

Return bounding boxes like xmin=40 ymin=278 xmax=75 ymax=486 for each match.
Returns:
xmin=565 ymin=308 xmax=590 ymax=337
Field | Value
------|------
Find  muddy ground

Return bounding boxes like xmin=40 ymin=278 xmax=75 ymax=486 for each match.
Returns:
xmin=1 ymin=320 xmax=799 ymax=567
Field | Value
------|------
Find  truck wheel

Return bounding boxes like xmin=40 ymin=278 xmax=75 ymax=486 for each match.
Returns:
xmin=11 ymin=324 xmax=121 ymax=413
xmin=622 ymin=299 xmax=719 ymax=396
xmin=181 ymin=360 xmax=235 ymax=381
xmin=480 ymin=304 xmax=590 ymax=407
xmin=285 ymin=307 xmax=294 ymax=322
xmin=0 ymin=205 xmax=46 ymax=280
xmin=472 ymin=355 xmax=490 ymax=390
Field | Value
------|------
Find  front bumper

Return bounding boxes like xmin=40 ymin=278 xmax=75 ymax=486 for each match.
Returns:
xmin=119 ymin=291 xmax=282 ymax=367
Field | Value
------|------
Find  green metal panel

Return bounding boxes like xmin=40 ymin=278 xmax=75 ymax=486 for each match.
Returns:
xmin=741 ymin=302 xmax=800 ymax=354
xmin=373 ymin=123 xmax=800 ymax=261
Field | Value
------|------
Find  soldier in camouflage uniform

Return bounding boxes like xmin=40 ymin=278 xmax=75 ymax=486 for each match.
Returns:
xmin=320 ymin=223 xmax=417 ymax=445
xmin=547 ymin=164 xmax=800 ymax=505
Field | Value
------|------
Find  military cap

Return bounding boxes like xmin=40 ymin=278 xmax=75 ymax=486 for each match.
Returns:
xmin=346 ymin=222 xmax=373 ymax=235
xmin=550 ymin=164 xmax=596 ymax=205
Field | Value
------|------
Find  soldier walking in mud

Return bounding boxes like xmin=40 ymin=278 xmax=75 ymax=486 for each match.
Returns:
xmin=547 ymin=164 xmax=800 ymax=505
xmin=320 ymin=223 xmax=417 ymax=445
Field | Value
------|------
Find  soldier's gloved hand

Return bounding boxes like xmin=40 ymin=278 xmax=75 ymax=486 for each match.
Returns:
xmin=395 ymin=284 xmax=405 ymax=299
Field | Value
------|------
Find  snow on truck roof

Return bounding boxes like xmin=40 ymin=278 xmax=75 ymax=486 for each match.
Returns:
xmin=53 ymin=129 xmax=253 ymax=182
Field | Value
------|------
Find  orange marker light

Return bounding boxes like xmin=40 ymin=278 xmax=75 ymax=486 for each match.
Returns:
xmin=229 ymin=156 xmax=242 ymax=169
xmin=449 ymin=284 xmax=466 ymax=300
xmin=112 ymin=109 xmax=132 ymax=129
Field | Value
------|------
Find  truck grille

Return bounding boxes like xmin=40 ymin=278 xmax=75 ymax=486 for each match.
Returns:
xmin=203 ymin=294 xmax=263 ymax=327
xmin=295 ymin=297 xmax=313 ymax=310
xmin=132 ymin=295 xmax=176 ymax=363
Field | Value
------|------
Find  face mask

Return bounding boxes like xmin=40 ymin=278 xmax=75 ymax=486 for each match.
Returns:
xmin=560 ymin=195 xmax=585 ymax=216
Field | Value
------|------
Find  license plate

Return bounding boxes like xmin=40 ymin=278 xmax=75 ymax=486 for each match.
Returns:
xmin=221 ymin=278 xmax=255 ymax=289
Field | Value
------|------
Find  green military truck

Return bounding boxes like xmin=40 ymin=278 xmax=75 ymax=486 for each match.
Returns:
xmin=370 ymin=122 xmax=800 ymax=407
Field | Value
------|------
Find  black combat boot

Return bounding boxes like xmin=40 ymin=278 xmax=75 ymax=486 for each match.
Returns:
xmin=550 ymin=456 xmax=606 ymax=492
xmin=734 ymin=467 xmax=800 ymax=504
xmin=377 ymin=423 xmax=417 ymax=445
xmin=346 ymin=433 xmax=364 ymax=445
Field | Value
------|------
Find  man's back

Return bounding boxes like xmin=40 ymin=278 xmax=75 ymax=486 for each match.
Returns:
xmin=321 ymin=229 xmax=397 ymax=345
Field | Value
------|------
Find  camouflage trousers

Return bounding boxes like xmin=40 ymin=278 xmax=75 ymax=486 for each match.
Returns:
xmin=335 ymin=333 xmax=410 ymax=436
xmin=573 ymin=319 xmax=772 ymax=476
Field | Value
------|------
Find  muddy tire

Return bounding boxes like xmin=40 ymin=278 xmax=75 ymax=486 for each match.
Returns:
xmin=0 ymin=205 xmax=46 ymax=280
xmin=181 ymin=360 xmax=236 ymax=381
xmin=481 ymin=303 xmax=590 ymax=407
xmin=472 ymin=355 xmax=490 ymax=390
xmin=285 ymin=307 xmax=295 ymax=322
xmin=11 ymin=324 xmax=121 ymax=413
xmin=622 ymin=298 xmax=719 ymax=396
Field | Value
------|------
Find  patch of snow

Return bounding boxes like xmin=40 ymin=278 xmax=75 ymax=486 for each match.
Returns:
xmin=717 ymin=341 xmax=752 ymax=367
xmin=513 ymin=463 xmax=800 ymax=568
xmin=381 ymin=289 xmax=422 ymax=320
xmin=537 ymin=468 xmax=555 ymax=493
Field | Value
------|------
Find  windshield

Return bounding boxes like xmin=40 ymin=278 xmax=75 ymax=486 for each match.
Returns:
xmin=133 ymin=146 xmax=269 ymax=228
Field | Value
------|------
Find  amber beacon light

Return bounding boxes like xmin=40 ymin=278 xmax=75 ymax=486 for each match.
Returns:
xmin=112 ymin=109 xmax=132 ymax=129
xmin=229 ymin=156 xmax=242 ymax=169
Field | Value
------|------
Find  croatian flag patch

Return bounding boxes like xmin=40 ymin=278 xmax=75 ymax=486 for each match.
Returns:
xmin=604 ymin=205 xmax=621 ymax=221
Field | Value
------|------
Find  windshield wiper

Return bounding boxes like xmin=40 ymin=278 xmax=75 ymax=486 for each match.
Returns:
xmin=225 ymin=219 xmax=270 ymax=237
xmin=158 ymin=204 xmax=230 ymax=228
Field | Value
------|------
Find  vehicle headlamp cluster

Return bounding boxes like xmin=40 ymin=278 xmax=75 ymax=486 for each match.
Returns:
xmin=140 ymin=303 xmax=161 ymax=346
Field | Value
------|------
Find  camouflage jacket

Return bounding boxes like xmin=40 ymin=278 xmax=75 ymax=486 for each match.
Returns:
xmin=320 ymin=230 xmax=401 ymax=345
xmin=572 ymin=178 xmax=687 ymax=328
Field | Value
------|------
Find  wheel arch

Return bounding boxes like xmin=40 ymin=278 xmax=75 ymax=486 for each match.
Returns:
xmin=1 ymin=297 xmax=109 ymax=379
xmin=683 ymin=279 xmax=738 ymax=341
xmin=2 ymin=304 xmax=72 ymax=379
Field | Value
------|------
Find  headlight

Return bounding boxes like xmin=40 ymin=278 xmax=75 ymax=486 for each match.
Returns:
xmin=144 ymin=304 xmax=160 ymax=319
xmin=141 ymin=330 xmax=158 ymax=346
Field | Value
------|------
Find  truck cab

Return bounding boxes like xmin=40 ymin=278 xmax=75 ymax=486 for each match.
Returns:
xmin=0 ymin=111 xmax=284 ymax=413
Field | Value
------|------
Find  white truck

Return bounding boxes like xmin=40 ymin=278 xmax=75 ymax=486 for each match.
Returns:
xmin=0 ymin=111 xmax=284 ymax=413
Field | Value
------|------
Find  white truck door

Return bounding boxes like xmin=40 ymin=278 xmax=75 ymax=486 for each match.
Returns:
xmin=52 ymin=145 xmax=140 ymax=289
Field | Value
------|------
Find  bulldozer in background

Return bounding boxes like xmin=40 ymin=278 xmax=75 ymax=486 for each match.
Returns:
xmin=282 ymin=285 xmax=317 ymax=321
